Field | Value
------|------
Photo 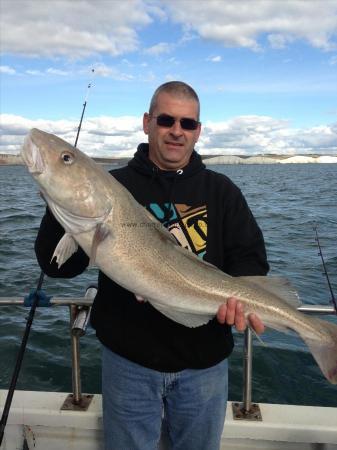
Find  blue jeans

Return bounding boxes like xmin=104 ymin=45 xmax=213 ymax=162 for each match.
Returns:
xmin=102 ymin=346 xmax=228 ymax=450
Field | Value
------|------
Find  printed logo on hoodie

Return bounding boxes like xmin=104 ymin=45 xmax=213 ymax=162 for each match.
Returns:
xmin=148 ymin=203 xmax=207 ymax=259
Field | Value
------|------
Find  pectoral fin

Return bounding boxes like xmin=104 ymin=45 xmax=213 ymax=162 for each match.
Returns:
xmin=89 ymin=223 xmax=111 ymax=266
xmin=51 ymin=233 xmax=78 ymax=268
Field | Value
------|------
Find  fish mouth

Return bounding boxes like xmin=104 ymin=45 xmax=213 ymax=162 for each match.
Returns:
xmin=21 ymin=132 xmax=45 ymax=175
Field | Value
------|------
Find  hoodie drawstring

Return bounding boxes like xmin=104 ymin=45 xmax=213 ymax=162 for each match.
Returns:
xmin=148 ymin=167 xmax=183 ymax=224
xmin=163 ymin=169 xmax=183 ymax=223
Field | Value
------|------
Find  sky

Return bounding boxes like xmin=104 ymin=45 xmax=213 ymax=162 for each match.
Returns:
xmin=1 ymin=0 xmax=337 ymax=157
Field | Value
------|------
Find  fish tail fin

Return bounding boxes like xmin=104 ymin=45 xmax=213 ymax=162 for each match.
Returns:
xmin=302 ymin=318 xmax=337 ymax=384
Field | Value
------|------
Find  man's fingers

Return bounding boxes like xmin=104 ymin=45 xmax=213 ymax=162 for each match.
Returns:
xmin=217 ymin=298 xmax=245 ymax=330
xmin=217 ymin=299 xmax=265 ymax=334
xmin=216 ymin=303 xmax=227 ymax=324
xmin=248 ymin=313 xmax=265 ymax=335
xmin=234 ymin=301 xmax=246 ymax=332
xmin=224 ymin=297 xmax=236 ymax=325
xmin=216 ymin=298 xmax=242 ymax=326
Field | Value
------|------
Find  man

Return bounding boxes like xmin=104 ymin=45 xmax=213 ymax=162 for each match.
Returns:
xmin=35 ymin=81 xmax=268 ymax=450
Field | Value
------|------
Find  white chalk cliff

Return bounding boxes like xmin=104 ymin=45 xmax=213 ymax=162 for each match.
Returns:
xmin=204 ymin=155 xmax=337 ymax=165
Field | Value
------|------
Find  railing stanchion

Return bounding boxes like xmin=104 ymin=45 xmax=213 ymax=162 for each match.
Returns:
xmin=70 ymin=304 xmax=82 ymax=405
xmin=243 ymin=327 xmax=253 ymax=412
xmin=232 ymin=327 xmax=262 ymax=421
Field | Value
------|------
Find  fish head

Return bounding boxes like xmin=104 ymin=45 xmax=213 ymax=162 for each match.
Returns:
xmin=21 ymin=128 xmax=113 ymax=233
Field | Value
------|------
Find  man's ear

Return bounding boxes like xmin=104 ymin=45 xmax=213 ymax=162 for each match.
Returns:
xmin=143 ymin=113 xmax=150 ymax=135
xmin=195 ymin=122 xmax=202 ymax=142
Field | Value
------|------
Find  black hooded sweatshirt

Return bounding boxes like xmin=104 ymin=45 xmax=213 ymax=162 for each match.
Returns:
xmin=35 ymin=144 xmax=269 ymax=372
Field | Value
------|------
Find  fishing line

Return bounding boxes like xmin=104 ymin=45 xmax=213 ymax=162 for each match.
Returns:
xmin=0 ymin=69 xmax=95 ymax=447
xmin=314 ymin=225 xmax=337 ymax=314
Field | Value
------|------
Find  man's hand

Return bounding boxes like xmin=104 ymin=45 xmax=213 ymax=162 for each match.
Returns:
xmin=216 ymin=297 xmax=265 ymax=334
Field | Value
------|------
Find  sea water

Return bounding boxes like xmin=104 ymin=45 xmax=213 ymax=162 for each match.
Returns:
xmin=0 ymin=163 xmax=336 ymax=406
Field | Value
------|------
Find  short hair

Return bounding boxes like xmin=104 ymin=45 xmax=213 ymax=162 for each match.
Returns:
xmin=149 ymin=81 xmax=200 ymax=120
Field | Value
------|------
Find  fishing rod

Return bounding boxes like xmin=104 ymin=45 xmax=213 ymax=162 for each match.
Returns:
xmin=0 ymin=273 xmax=45 ymax=445
xmin=314 ymin=225 xmax=337 ymax=314
xmin=74 ymin=68 xmax=95 ymax=148
xmin=0 ymin=70 xmax=95 ymax=447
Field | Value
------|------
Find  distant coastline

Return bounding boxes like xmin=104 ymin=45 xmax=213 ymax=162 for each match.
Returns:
xmin=203 ymin=154 xmax=337 ymax=164
xmin=1 ymin=153 xmax=337 ymax=166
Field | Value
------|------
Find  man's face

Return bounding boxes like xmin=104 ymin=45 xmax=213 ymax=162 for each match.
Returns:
xmin=143 ymin=92 xmax=201 ymax=170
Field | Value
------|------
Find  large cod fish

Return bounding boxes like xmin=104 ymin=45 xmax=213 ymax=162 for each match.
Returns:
xmin=21 ymin=128 xmax=337 ymax=384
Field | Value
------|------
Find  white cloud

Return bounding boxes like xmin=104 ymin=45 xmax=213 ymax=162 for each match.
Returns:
xmin=1 ymin=0 xmax=153 ymax=58
xmin=8 ymin=63 xmax=134 ymax=80
xmin=46 ymin=67 xmax=69 ymax=76
xmin=144 ymin=42 xmax=173 ymax=55
xmin=165 ymin=0 xmax=337 ymax=51
xmin=92 ymin=63 xmax=134 ymax=80
xmin=200 ymin=116 xmax=337 ymax=155
xmin=267 ymin=34 xmax=294 ymax=50
xmin=1 ymin=113 xmax=336 ymax=157
xmin=208 ymin=56 xmax=222 ymax=63
xmin=10 ymin=67 xmax=72 ymax=77
xmin=2 ymin=0 xmax=336 ymax=61
xmin=0 ymin=65 xmax=16 ymax=74
xmin=0 ymin=114 xmax=143 ymax=157
xmin=25 ymin=70 xmax=45 ymax=76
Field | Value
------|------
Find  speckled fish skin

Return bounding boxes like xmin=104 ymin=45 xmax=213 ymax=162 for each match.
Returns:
xmin=21 ymin=128 xmax=337 ymax=384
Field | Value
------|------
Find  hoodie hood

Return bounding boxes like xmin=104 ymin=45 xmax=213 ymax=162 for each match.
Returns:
xmin=128 ymin=143 xmax=205 ymax=179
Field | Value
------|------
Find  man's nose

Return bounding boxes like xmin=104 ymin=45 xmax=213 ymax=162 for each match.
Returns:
xmin=169 ymin=119 xmax=183 ymax=136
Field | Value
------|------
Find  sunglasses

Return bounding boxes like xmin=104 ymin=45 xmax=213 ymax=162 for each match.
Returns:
xmin=151 ymin=114 xmax=200 ymax=131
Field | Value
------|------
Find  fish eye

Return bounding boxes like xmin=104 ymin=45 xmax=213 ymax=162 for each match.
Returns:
xmin=61 ymin=152 xmax=74 ymax=165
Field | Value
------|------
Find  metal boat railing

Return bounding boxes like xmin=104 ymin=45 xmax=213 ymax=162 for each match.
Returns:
xmin=0 ymin=293 xmax=335 ymax=416
xmin=233 ymin=304 xmax=336 ymax=421
xmin=0 ymin=289 xmax=96 ymax=411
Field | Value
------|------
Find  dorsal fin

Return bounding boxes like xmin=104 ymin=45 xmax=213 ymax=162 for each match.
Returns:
xmin=239 ymin=276 xmax=301 ymax=307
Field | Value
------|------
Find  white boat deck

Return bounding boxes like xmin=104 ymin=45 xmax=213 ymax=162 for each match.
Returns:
xmin=1 ymin=390 xmax=336 ymax=449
